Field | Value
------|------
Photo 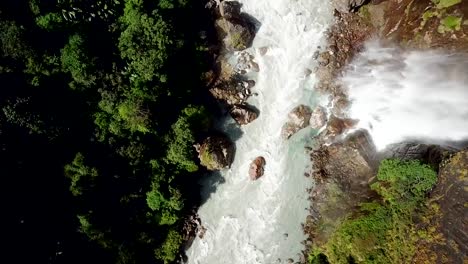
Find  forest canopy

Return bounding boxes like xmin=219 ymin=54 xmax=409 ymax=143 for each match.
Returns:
xmin=1 ymin=0 xmax=217 ymax=263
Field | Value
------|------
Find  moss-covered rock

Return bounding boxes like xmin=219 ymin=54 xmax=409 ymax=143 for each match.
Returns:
xmin=197 ymin=136 xmax=234 ymax=170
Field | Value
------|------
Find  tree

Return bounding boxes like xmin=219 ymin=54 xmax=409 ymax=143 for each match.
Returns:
xmin=65 ymin=152 xmax=98 ymax=196
xmin=61 ymin=34 xmax=96 ymax=88
xmin=165 ymin=105 xmax=210 ymax=172
xmin=154 ymin=229 xmax=183 ymax=264
xmin=119 ymin=3 xmax=173 ymax=83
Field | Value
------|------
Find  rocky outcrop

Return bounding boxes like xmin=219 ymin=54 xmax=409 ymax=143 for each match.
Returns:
xmin=215 ymin=1 xmax=255 ymax=51
xmin=230 ymin=104 xmax=258 ymax=125
xmin=325 ymin=115 xmax=357 ymax=137
xmin=281 ymin=105 xmax=312 ymax=139
xmin=309 ymin=106 xmax=327 ymax=129
xmin=249 ymin=156 xmax=266 ymax=180
xmin=379 ymin=142 xmax=455 ymax=169
xmin=209 ymin=76 xmax=255 ymax=105
xmin=416 ymin=149 xmax=468 ymax=263
xmin=306 ymin=130 xmax=377 ymax=246
xmin=197 ymin=136 xmax=234 ymax=170
xmin=235 ymin=51 xmax=260 ymax=74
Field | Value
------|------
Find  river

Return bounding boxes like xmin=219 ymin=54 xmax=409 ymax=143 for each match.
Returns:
xmin=186 ymin=1 xmax=333 ymax=263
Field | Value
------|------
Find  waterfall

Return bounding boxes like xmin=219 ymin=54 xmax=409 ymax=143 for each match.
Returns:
xmin=343 ymin=41 xmax=468 ymax=150
xmin=186 ymin=0 xmax=332 ymax=263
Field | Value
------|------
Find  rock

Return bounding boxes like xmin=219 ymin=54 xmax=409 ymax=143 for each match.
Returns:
xmin=230 ymin=104 xmax=258 ymax=125
xmin=198 ymin=225 xmax=207 ymax=239
xmin=249 ymin=156 xmax=266 ymax=180
xmin=281 ymin=105 xmax=312 ymax=139
xmin=215 ymin=1 xmax=255 ymax=51
xmin=379 ymin=142 xmax=455 ymax=169
xmin=198 ymin=136 xmax=234 ymax=170
xmin=236 ymin=51 xmax=259 ymax=73
xmin=220 ymin=1 xmax=242 ymax=20
xmin=331 ymin=0 xmax=367 ymax=13
xmin=309 ymin=106 xmax=327 ymax=129
xmin=326 ymin=115 xmax=357 ymax=137
xmin=259 ymin=46 xmax=268 ymax=56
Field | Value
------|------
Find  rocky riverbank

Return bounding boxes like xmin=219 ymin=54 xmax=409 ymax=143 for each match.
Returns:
xmin=302 ymin=0 xmax=468 ymax=263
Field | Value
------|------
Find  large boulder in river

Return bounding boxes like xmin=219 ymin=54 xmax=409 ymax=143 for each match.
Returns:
xmin=325 ymin=115 xmax=357 ymax=137
xmin=281 ymin=105 xmax=312 ymax=139
xmin=230 ymin=104 xmax=258 ymax=125
xmin=249 ymin=156 xmax=266 ymax=180
xmin=198 ymin=136 xmax=234 ymax=170
xmin=309 ymin=106 xmax=327 ymax=129
xmin=215 ymin=1 xmax=255 ymax=51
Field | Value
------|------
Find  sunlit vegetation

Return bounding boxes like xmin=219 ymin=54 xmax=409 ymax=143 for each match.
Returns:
xmin=309 ymin=159 xmax=437 ymax=264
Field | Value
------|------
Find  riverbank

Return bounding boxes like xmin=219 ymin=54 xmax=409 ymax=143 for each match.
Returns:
xmin=304 ymin=0 xmax=468 ymax=263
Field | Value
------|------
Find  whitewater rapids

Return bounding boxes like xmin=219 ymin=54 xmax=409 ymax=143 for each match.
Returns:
xmin=186 ymin=1 xmax=332 ymax=263
xmin=343 ymin=41 xmax=468 ymax=150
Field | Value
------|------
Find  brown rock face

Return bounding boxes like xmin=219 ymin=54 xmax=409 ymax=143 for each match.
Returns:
xmin=326 ymin=115 xmax=357 ymax=137
xmin=281 ymin=105 xmax=312 ymax=139
xmin=309 ymin=106 xmax=327 ymax=129
xmin=230 ymin=104 xmax=258 ymax=125
xmin=249 ymin=156 xmax=266 ymax=180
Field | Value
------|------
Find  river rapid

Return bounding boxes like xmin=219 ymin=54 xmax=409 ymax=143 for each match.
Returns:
xmin=186 ymin=0 xmax=333 ymax=263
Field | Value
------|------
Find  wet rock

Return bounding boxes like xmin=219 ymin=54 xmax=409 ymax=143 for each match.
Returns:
xmin=198 ymin=136 xmax=234 ymax=170
xmin=326 ymin=115 xmax=357 ymax=137
xmin=236 ymin=51 xmax=260 ymax=73
xmin=281 ymin=105 xmax=312 ymax=139
xmin=198 ymin=225 xmax=207 ymax=239
xmin=259 ymin=46 xmax=269 ymax=56
xmin=309 ymin=106 xmax=327 ymax=129
xmin=230 ymin=104 xmax=258 ymax=125
xmin=379 ymin=143 xmax=455 ymax=168
xmin=215 ymin=1 xmax=255 ymax=51
xmin=249 ymin=156 xmax=266 ymax=180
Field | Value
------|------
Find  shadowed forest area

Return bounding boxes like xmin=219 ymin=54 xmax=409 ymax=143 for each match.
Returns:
xmin=1 ymin=0 xmax=219 ymax=263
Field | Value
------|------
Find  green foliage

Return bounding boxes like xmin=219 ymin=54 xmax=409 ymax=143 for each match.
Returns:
xmin=438 ymin=15 xmax=462 ymax=33
xmin=0 ymin=20 xmax=31 ymax=60
xmin=77 ymin=214 xmax=111 ymax=248
xmin=65 ymin=153 xmax=98 ymax=196
xmin=119 ymin=4 xmax=172 ymax=83
xmin=61 ymin=34 xmax=96 ymax=87
xmin=313 ymin=159 xmax=437 ymax=264
xmin=165 ymin=105 xmax=210 ymax=172
xmin=0 ymin=0 xmax=215 ymax=262
xmin=371 ymin=159 xmax=437 ymax=204
xmin=2 ymin=97 xmax=45 ymax=134
xmin=36 ymin=12 xmax=64 ymax=30
xmin=432 ymin=0 xmax=462 ymax=9
xmin=154 ymin=229 xmax=183 ymax=264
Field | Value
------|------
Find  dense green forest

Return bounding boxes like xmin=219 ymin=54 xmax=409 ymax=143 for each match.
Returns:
xmin=1 ymin=0 xmax=218 ymax=263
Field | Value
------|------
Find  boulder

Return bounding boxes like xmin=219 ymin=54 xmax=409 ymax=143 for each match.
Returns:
xmin=309 ymin=106 xmax=327 ymax=129
xmin=220 ymin=1 xmax=242 ymax=20
xmin=215 ymin=1 xmax=255 ymax=51
xmin=281 ymin=105 xmax=312 ymax=139
xmin=326 ymin=115 xmax=357 ymax=137
xmin=230 ymin=104 xmax=258 ymax=125
xmin=249 ymin=156 xmax=266 ymax=180
xmin=331 ymin=0 xmax=367 ymax=13
xmin=198 ymin=136 xmax=234 ymax=170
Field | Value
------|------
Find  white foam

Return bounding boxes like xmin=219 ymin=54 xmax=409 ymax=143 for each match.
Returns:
xmin=186 ymin=0 xmax=332 ymax=263
xmin=344 ymin=41 xmax=468 ymax=150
